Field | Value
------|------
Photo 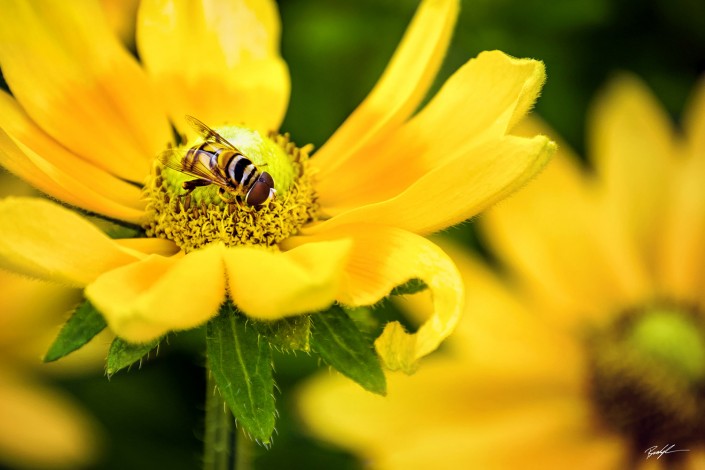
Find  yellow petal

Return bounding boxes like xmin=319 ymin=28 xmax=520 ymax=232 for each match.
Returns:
xmin=682 ymin=447 xmax=705 ymax=470
xmin=137 ymin=0 xmax=289 ymax=131
xmin=224 ymin=239 xmax=352 ymax=320
xmin=0 ymin=198 xmax=143 ymax=287
xmin=313 ymin=0 xmax=459 ymax=176
xmin=298 ymin=359 xmax=628 ymax=470
xmin=100 ymin=0 xmax=140 ymax=48
xmin=660 ymin=78 xmax=705 ymax=303
xmin=485 ymin=115 xmax=655 ymax=324
xmin=589 ymin=74 xmax=675 ymax=281
xmin=481 ymin=147 xmax=636 ymax=328
xmin=317 ymin=51 xmax=547 ymax=214
xmin=87 ymin=240 xmax=351 ymax=342
xmin=0 ymin=129 xmax=76 ymax=208
xmin=311 ymin=134 xmax=554 ymax=237
xmin=0 ymin=0 xmax=171 ymax=182
xmin=684 ymin=76 xmax=705 ymax=160
xmin=85 ymin=245 xmax=226 ymax=343
xmin=370 ymin=418 xmax=626 ymax=470
xmin=0 ymin=270 xmax=81 ymax=364
xmin=284 ymin=224 xmax=463 ymax=372
xmin=408 ymin=238 xmax=585 ymax=384
xmin=0 ymin=368 xmax=101 ymax=469
xmin=0 ymin=93 xmax=146 ymax=224
xmin=660 ymin=152 xmax=705 ymax=304
xmin=114 ymin=238 xmax=180 ymax=257
xmin=297 ymin=361 xmax=475 ymax=459
xmin=0 ymin=170 xmax=39 ymax=199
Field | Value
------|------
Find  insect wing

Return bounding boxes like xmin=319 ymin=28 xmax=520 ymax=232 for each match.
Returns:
xmin=156 ymin=147 xmax=187 ymax=172
xmin=157 ymin=148 xmax=228 ymax=186
xmin=185 ymin=115 xmax=238 ymax=151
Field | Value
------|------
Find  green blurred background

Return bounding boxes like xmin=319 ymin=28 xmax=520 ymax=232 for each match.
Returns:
xmin=22 ymin=0 xmax=705 ymax=468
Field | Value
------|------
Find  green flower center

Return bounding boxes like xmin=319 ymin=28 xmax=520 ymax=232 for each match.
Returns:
xmin=143 ymin=125 xmax=319 ymax=252
xmin=587 ymin=304 xmax=705 ymax=458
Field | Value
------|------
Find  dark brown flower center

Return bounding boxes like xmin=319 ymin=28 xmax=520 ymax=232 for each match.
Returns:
xmin=586 ymin=304 xmax=705 ymax=464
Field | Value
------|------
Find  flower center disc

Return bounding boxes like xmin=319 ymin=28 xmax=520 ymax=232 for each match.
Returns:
xmin=587 ymin=305 xmax=705 ymax=458
xmin=144 ymin=126 xmax=319 ymax=252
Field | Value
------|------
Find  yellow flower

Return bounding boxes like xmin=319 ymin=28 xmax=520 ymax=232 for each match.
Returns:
xmin=0 ymin=0 xmax=553 ymax=372
xmin=297 ymin=76 xmax=705 ymax=468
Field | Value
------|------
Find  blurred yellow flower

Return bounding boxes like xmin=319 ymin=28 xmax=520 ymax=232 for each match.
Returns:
xmin=0 ymin=0 xmax=553 ymax=371
xmin=0 ymin=175 xmax=103 ymax=468
xmin=297 ymin=75 xmax=705 ymax=468
xmin=0 ymin=281 xmax=101 ymax=469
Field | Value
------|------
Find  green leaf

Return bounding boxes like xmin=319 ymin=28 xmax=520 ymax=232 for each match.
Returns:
xmin=311 ymin=306 xmax=387 ymax=395
xmin=343 ymin=306 xmax=379 ymax=335
xmin=206 ymin=302 xmax=276 ymax=443
xmin=44 ymin=300 xmax=107 ymax=362
xmin=391 ymin=278 xmax=428 ymax=296
xmin=106 ymin=337 xmax=160 ymax=376
xmin=254 ymin=315 xmax=311 ymax=352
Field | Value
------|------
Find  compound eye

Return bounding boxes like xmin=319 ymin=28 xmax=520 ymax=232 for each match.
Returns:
xmin=259 ymin=172 xmax=274 ymax=188
xmin=245 ymin=173 xmax=275 ymax=206
xmin=246 ymin=181 xmax=274 ymax=207
xmin=245 ymin=182 xmax=269 ymax=206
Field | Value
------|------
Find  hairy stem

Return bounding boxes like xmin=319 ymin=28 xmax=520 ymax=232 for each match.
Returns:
xmin=204 ymin=367 xmax=252 ymax=470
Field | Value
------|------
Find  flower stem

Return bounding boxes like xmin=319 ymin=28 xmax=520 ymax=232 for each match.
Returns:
xmin=204 ymin=367 xmax=252 ymax=470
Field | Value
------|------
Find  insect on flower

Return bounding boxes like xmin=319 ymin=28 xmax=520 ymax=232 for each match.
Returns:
xmin=158 ymin=116 xmax=276 ymax=206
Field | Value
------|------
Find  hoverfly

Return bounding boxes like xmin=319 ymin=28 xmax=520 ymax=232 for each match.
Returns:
xmin=158 ymin=116 xmax=276 ymax=206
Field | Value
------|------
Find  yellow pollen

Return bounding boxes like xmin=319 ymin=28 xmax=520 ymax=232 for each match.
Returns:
xmin=143 ymin=128 xmax=319 ymax=252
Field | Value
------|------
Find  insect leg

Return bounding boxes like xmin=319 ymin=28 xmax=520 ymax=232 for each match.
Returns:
xmin=217 ymin=187 xmax=240 ymax=205
xmin=182 ymin=178 xmax=212 ymax=194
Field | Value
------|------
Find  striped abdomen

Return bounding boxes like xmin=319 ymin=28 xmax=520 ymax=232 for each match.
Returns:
xmin=186 ymin=141 xmax=260 ymax=192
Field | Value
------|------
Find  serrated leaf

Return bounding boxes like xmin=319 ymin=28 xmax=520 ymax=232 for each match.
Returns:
xmin=311 ymin=306 xmax=387 ymax=395
xmin=254 ymin=315 xmax=311 ymax=352
xmin=391 ymin=278 xmax=428 ymax=296
xmin=44 ymin=300 xmax=106 ymax=362
xmin=206 ymin=303 xmax=275 ymax=443
xmin=106 ymin=337 xmax=160 ymax=376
